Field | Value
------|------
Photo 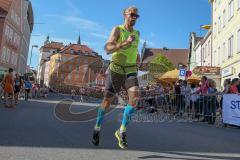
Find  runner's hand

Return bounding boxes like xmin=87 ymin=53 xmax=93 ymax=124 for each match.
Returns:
xmin=117 ymin=35 xmax=135 ymax=49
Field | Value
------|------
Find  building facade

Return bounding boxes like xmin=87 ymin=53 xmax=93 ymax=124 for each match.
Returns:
xmin=37 ymin=39 xmax=64 ymax=85
xmin=188 ymin=32 xmax=203 ymax=70
xmin=201 ymin=29 xmax=212 ymax=66
xmin=212 ymin=0 xmax=240 ymax=84
xmin=0 ymin=0 xmax=34 ymax=77
xmin=47 ymin=43 xmax=106 ymax=90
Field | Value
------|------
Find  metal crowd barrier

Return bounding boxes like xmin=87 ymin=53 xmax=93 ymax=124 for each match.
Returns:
xmin=136 ymin=93 xmax=223 ymax=125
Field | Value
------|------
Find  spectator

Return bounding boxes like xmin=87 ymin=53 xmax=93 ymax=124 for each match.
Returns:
xmin=220 ymin=79 xmax=231 ymax=109
xmin=207 ymin=79 xmax=218 ymax=124
xmin=193 ymin=76 xmax=209 ymax=121
xmin=237 ymin=73 xmax=240 ymax=93
xmin=229 ymin=78 xmax=239 ymax=94
xmin=181 ymin=80 xmax=191 ymax=113
xmin=222 ymin=79 xmax=231 ymax=93
xmin=190 ymin=83 xmax=199 ymax=118
xmin=194 ymin=76 xmax=209 ymax=94
xmin=175 ymin=80 xmax=182 ymax=114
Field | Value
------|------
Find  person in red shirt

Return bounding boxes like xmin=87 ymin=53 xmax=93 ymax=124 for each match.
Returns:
xmin=229 ymin=78 xmax=239 ymax=94
xmin=194 ymin=76 xmax=209 ymax=95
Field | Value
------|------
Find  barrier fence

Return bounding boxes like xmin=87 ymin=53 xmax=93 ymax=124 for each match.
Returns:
xmin=135 ymin=93 xmax=223 ymax=125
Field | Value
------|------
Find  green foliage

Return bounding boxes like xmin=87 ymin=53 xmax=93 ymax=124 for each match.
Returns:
xmin=148 ymin=54 xmax=175 ymax=75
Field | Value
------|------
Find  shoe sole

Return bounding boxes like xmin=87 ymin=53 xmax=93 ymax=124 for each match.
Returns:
xmin=92 ymin=140 xmax=99 ymax=146
xmin=115 ymin=130 xmax=126 ymax=149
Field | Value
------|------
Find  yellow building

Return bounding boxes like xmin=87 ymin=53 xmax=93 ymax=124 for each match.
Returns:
xmin=211 ymin=0 xmax=240 ymax=84
xmin=47 ymin=43 xmax=105 ymax=90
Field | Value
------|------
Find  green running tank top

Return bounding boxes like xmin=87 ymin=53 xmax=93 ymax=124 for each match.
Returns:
xmin=109 ymin=25 xmax=140 ymax=75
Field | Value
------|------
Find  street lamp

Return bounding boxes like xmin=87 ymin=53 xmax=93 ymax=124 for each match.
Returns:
xmin=29 ymin=45 xmax=39 ymax=67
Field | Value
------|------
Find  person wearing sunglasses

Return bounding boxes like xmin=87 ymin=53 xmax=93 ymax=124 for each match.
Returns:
xmin=92 ymin=6 xmax=140 ymax=149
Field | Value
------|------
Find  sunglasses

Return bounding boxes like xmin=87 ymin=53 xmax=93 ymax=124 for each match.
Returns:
xmin=127 ymin=13 xmax=140 ymax=19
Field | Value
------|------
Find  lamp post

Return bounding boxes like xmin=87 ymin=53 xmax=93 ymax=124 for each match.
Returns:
xmin=29 ymin=45 xmax=39 ymax=67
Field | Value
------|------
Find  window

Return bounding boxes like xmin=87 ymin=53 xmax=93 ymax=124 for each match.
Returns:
xmin=214 ymin=0 xmax=217 ymax=11
xmin=238 ymin=30 xmax=240 ymax=52
xmin=202 ymin=48 xmax=205 ymax=65
xmin=6 ymin=48 xmax=10 ymax=63
xmin=69 ymin=65 xmax=72 ymax=71
xmin=229 ymin=0 xmax=234 ymax=21
xmin=228 ymin=35 xmax=234 ymax=58
xmin=223 ymin=42 xmax=226 ymax=62
xmin=205 ymin=44 xmax=207 ymax=58
xmin=213 ymin=50 xmax=216 ymax=66
xmin=1 ymin=46 xmax=7 ymax=62
xmin=214 ymin=22 xmax=217 ymax=38
xmin=223 ymin=10 xmax=226 ymax=28
xmin=218 ymin=47 xmax=221 ymax=65
xmin=70 ymin=49 xmax=74 ymax=54
xmin=13 ymin=33 xmax=20 ymax=48
xmin=61 ymin=74 xmax=64 ymax=80
xmin=208 ymin=41 xmax=211 ymax=56
xmin=238 ymin=0 xmax=240 ymax=9
xmin=11 ymin=52 xmax=14 ymax=65
xmin=8 ymin=28 xmax=13 ymax=42
xmin=68 ymin=74 xmax=71 ymax=80
xmin=75 ymin=74 xmax=79 ymax=80
xmin=11 ymin=52 xmax=18 ymax=66
xmin=4 ymin=25 xmax=9 ymax=38
xmin=218 ymin=16 xmax=221 ymax=33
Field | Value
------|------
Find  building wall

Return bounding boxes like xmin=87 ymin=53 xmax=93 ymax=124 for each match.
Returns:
xmin=44 ymin=61 xmax=50 ymax=87
xmin=48 ymin=53 xmax=104 ymax=88
xmin=212 ymin=0 xmax=240 ymax=84
xmin=37 ymin=48 xmax=59 ymax=85
xmin=195 ymin=42 xmax=202 ymax=67
xmin=201 ymin=30 xmax=212 ymax=66
xmin=0 ymin=0 xmax=33 ymax=75
xmin=189 ymin=34 xmax=197 ymax=70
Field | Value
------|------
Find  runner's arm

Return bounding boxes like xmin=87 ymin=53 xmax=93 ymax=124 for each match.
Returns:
xmin=104 ymin=27 xmax=134 ymax=54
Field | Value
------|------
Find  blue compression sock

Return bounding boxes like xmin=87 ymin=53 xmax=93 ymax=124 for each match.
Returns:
xmin=95 ymin=107 xmax=105 ymax=130
xmin=120 ymin=104 xmax=135 ymax=132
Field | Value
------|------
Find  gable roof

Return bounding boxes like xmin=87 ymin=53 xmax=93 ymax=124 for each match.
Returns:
xmin=141 ymin=48 xmax=189 ymax=68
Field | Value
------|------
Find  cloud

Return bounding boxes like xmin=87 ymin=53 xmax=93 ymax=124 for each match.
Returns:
xmin=63 ymin=0 xmax=81 ymax=16
xmin=90 ymin=32 xmax=108 ymax=39
xmin=63 ymin=16 xmax=102 ymax=30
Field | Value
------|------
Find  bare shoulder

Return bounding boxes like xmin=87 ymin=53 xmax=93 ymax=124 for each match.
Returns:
xmin=107 ymin=26 xmax=120 ymax=43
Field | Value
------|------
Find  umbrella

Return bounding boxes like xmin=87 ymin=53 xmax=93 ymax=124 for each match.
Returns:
xmin=156 ymin=69 xmax=179 ymax=83
xmin=156 ymin=69 xmax=201 ymax=83
xmin=187 ymin=74 xmax=201 ymax=83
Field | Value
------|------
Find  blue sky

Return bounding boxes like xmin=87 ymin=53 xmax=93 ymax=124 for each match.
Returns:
xmin=29 ymin=0 xmax=211 ymax=69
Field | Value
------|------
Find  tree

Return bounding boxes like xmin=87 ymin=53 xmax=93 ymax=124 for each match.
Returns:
xmin=148 ymin=54 xmax=175 ymax=75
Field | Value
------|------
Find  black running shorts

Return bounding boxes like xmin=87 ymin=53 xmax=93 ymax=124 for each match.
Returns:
xmin=104 ymin=69 xmax=139 ymax=98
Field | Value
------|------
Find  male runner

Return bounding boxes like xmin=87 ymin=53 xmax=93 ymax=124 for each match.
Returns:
xmin=92 ymin=6 xmax=140 ymax=149
xmin=14 ymin=73 xmax=23 ymax=104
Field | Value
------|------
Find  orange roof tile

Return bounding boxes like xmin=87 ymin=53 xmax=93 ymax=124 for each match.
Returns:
xmin=60 ymin=44 xmax=96 ymax=56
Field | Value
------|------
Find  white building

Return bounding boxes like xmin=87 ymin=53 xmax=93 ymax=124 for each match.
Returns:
xmin=36 ymin=37 xmax=64 ymax=85
xmin=211 ymin=0 xmax=240 ymax=84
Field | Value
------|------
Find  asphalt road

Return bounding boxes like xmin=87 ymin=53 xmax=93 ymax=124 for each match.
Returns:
xmin=0 ymin=95 xmax=240 ymax=160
